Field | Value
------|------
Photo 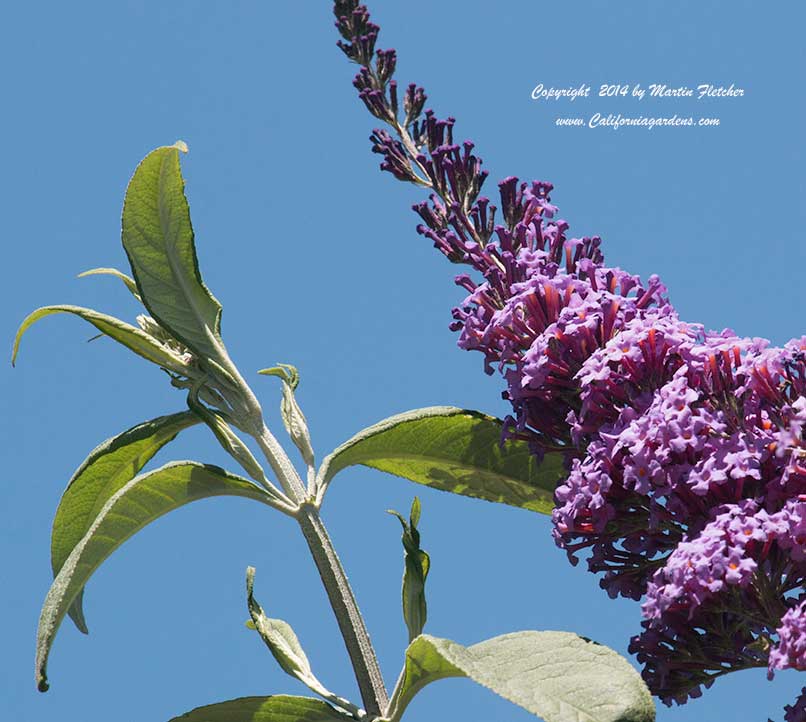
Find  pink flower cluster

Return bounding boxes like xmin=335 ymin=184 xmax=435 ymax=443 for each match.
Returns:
xmin=334 ymin=0 xmax=806 ymax=712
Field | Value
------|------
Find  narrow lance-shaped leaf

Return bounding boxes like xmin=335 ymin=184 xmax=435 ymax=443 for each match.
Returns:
xmin=386 ymin=631 xmax=655 ymax=722
xmin=317 ymin=407 xmax=565 ymax=514
xmin=36 ymin=461 xmax=273 ymax=693
xmin=77 ymin=267 xmax=142 ymax=301
xmin=51 ymin=411 xmax=201 ymax=633
xmin=12 ymin=305 xmax=191 ymax=373
xmin=168 ymin=695 xmax=352 ymax=722
xmin=388 ymin=497 xmax=429 ymax=642
xmin=186 ymin=388 xmax=271 ymax=491
xmin=259 ymin=365 xmax=315 ymax=471
xmin=246 ymin=566 xmax=316 ymax=683
xmin=121 ymin=142 xmax=227 ymax=364
xmin=246 ymin=568 xmax=362 ymax=719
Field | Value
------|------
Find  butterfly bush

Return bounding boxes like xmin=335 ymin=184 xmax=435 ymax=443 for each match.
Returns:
xmin=334 ymin=0 xmax=806 ymax=715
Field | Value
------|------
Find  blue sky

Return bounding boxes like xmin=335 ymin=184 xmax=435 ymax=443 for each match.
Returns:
xmin=2 ymin=1 xmax=805 ymax=721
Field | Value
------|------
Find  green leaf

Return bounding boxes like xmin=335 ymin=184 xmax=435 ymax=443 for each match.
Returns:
xmin=258 ymin=364 xmax=300 ymax=390
xmin=386 ymin=635 xmax=464 ymax=720
xmin=12 ymin=304 xmax=190 ymax=373
xmin=245 ymin=568 xmax=363 ymax=718
xmin=317 ymin=407 xmax=564 ymax=514
xmin=51 ymin=411 xmax=200 ymax=633
xmin=36 ymin=461 xmax=273 ymax=693
xmin=259 ymin=364 xmax=314 ymax=469
xmin=246 ymin=567 xmax=315 ymax=682
xmin=168 ymin=695 xmax=351 ymax=722
xmin=386 ymin=632 xmax=655 ymax=722
xmin=121 ymin=142 xmax=226 ymax=364
xmin=77 ymin=267 xmax=142 ymax=301
xmin=409 ymin=496 xmax=421 ymax=527
xmin=388 ymin=498 xmax=429 ymax=642
xmin=186 ymin=389 xmax=270 ymax=489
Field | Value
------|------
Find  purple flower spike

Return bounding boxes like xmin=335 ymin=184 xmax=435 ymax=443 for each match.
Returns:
xmin=336 ymin=0 xmax=806 ymax=710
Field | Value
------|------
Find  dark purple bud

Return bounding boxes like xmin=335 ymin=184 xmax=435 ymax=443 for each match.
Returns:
xmin=333 ymin=0 xmax=363 ymax=40
xmin=413 ymin=195 xmax=448 ymax=231
xmin=388 ymin=80 xmax=398 ymax=120
xmin=498 ymin=176 xmax=520 ymax=229
xmin=370 ymin=129 xmax=416 ymax=182
xmin=334 ymin=2 xmax=380 ymax=66
xmin=416 ymin=224 xmax=462 ymax=262
xmin=403 ymin=84 xmax=427 ymax=127
xmin=354 ymin=71 xmax=394 ymax=122
xmin=375 ymin=48 xmax=397 ymax=86
xmin=415 ymin=111 xmax=456 ymax=154
xmin=454 ymin=274 xmax=477 ymax=293
xmin=352 ymin=67 xmax=373 ymax=92
xmin=469 ymin=197 xmax=496 ymax=244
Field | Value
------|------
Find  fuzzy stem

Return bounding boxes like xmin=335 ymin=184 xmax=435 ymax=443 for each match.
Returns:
xmin=251 ymin=418 xmax=308 ymax=502
xmin=225 ymin=367 xmax=387 ymax=715
xmin=297 ymin=503 xmax=389 ymax=716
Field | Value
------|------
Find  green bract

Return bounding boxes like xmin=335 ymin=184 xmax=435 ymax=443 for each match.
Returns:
xmin=388 ymin=498 xmax=429 ymax=643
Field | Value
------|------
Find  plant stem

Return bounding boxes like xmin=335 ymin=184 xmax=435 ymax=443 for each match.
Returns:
xmin=251 ymin=419 xmax=308 ymax=502
xmin=297 ymin=503 xmax=389 ymax=717
xmin=214 ymin=354 xmax=309 ymax=504
xmin=228 ymin=372 xmax=387 ymax=715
